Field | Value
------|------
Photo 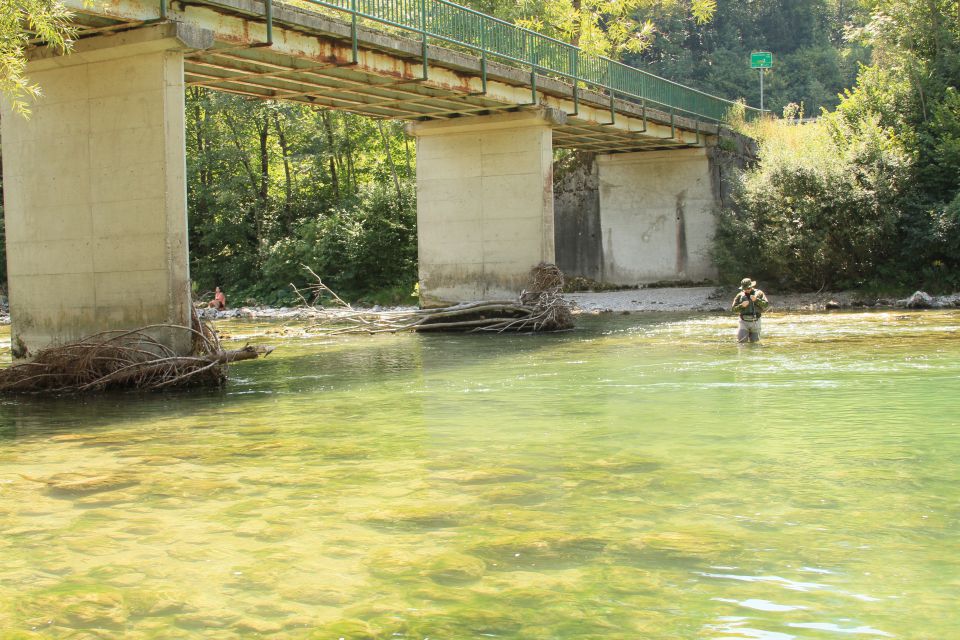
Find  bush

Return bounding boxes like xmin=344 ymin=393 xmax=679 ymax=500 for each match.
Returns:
xmin=714 ymin=113 xmax=910 ymax=290
xmin=260 ymin=182 xmax=417 ymax=303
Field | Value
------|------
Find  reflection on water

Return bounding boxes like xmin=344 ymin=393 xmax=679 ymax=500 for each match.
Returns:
xmin=0 ymin=311 xmax=958 ymax=639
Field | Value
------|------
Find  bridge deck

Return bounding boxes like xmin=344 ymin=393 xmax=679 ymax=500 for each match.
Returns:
xmin=58 ymin=0 xmax=753 ymax=152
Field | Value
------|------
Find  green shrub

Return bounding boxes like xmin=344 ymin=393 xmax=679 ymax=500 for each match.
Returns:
xmin=259 ymin=182 xmax=417 ymax=304
xmin=714 ymin=113 xmax=910 ymax=290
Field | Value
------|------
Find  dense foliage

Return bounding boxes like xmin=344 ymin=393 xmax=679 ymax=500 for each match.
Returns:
xmin=186 ymin=90 xmax=417 ymax=305
xmin=505 ymin=0 xmax=716 ymax=58
xmin=715 ymin=0 xmax=960 ymax=292
xmin=631 ymin=0 xmax=872 ymax=116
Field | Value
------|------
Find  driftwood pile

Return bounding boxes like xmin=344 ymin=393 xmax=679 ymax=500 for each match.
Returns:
xmin=0 ymin=313 xmax=272 ymax=395
xmin=294 ymin=263 xmax=574 ymax=334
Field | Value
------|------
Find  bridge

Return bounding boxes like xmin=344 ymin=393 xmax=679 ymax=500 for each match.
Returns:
xmin=1 ymin=0 xmax=758 ymax=357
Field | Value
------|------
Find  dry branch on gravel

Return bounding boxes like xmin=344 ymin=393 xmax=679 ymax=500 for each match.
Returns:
xmin=293 ymin=263 xmax=574 ymax=334
xmin=0 ymin=312 xmax=273 ymax=395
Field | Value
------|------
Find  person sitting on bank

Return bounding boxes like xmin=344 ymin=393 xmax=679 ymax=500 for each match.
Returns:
xmin=731 ymin=277 xmax=769 ymax=343
xmin=208 ymin=286 xmax=227 ymax=310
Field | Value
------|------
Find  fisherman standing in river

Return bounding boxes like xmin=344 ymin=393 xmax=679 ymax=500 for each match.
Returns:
xmin=732 ymin=277 xmax=769 ymax=343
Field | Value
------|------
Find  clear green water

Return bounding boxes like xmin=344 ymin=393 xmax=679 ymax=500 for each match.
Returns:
xmin=0 ymin=311 xmax=958 ymax=639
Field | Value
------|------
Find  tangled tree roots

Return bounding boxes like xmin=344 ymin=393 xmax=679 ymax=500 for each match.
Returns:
xmin=294 ymin=263 xmax=574 ymax=334
xmin=0 ymin=314 xmax=273 ymax=395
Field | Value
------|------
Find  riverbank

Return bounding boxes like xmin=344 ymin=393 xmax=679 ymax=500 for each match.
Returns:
xmin=197 ymin=287 xmax=960 ymax=320
xmin=566 ymin=287 xmax=960 ymax=313
xmin=1 ymin=287 xmax=956 ymax=327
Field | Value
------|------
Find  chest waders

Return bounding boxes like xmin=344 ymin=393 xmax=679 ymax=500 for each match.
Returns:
xmin=739 ymin=294 xmax=762 ymax=321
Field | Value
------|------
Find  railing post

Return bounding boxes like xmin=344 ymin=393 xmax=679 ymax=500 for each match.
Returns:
xmin=264 ymin=0 xmax=273 ymax=46
xmin=606 ymin=62 xmax=615 ymax=125
xmin=570 ymin=46 xmax=578 ymax=116
xmin=159 ymin=0 xmax=167 ymax=19
xmin=351 ymin=0 xmax=358 ymax=63
xmin=420 ymin=0 xmax=429 ymax=79
xmin=480 ymin=17 xmax=487 ymax=94
xmin=527 ymin=32 xmax=537 ymax=104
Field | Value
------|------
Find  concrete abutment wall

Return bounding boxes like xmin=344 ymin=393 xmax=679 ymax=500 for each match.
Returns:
xmin=0 ymin=25 xmax=207 ymax=358
xmin=555 ymin=147 xmax=728 ymax=286
xmin=596 ymin=148 xmax=717 ymax=284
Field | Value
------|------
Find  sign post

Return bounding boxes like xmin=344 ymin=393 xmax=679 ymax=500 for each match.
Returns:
xmin=750 ymin=52 xmax=773 ymax=113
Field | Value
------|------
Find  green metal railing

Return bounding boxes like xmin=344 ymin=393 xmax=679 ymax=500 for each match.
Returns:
xmin=203 ymin=0 xmax=761 ymax=124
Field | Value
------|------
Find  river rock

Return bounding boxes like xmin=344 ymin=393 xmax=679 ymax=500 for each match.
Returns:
xmin=28 ymin=472 xmax=139 ymax=497
xmin=359 ymin=505 xmax=460 ymax=530
xmin=481 ymin=484 xmax=549 ymax=505
xmin=125 ymin=590 xmax=192 ymax=617
xmin=34 ymin=588 xmax=128 ymax=629
xmin=365 ymin=548 xmax=426 ymax=579
xmin=471 ymin=531 xmax=607 ymax=570
xmin=312 ymin=618 xmax=380 ymax=639
xmin=175 ymin=608 xmax=241 ymax=629
xmin=232 ymin=617 xmax=284 ymax=634
xmin=825 ymin=300 xmax=841 ymax=309
xmin=435 ymin=467 xmax=535 ymax=484
xmin=423 ymin=552 xmax=486 ymax=585
xmin=902 ymin=291 xmax=934 ymax=308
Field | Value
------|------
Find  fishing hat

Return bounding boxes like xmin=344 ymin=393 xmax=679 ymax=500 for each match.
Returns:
xmin=739 ymin=277 xmax=756 ymax=290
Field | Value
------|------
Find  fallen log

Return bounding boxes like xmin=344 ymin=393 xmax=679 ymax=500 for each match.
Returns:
xmin=0 ymin=315 xmax=273 ymax=394
xmin=293 ymin=263 xmax=574 ymax=334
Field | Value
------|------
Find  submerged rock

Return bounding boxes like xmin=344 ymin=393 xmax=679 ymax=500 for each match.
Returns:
xmin=471 ymin=531 xmax=607 ymax=570
xmin=313 ymin=618 xmax=380 ymax=639
xmin=423 ymin=552 xmax=487 ymax=585
xmin=481 ymin=484 xmax=550 ymax=506
xmin=399 ymin=607 xmax=525 ymax=640
xmin=434 ymin=467 xmax=535 ymax=485
xmin=358 ymin=505 xmax=461 ymax=531
xmin=22 ymin=472 xmax=139 ymax=497
xmin=125 ymin=590 xmax=192 ymax=617
xmin=232 ymin=617 xmax=285 ymax=635
xmin=24 ymin=583 xmax=128 ymax=630
xmin=609 ymin=528 xmax=740 ymax=563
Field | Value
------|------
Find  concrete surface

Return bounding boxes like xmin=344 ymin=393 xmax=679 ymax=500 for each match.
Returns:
xmin=596 ymin=148 xmax=717 ymax=284
xmin=411 ymin=109 xmax=562 ymax=306
xmin=1 ymin=31 xmax=194 ymax=358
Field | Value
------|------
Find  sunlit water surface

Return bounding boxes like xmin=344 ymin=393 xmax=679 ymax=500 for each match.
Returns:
xmin=0 ymin=311 xmax=958 ymax=639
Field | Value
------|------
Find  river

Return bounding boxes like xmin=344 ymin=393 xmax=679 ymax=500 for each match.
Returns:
xmin=1 ymin=310 xmax=958 ymax=639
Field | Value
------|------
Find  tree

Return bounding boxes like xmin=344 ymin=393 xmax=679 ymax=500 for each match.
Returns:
xmin=483 ymin=0 xmax=717 ymax=59
xmin=0 ymin=0 xmax=75 ymax=116
xmin=716 ymin=0 xmax=960 ymax=291
xmin=184 ymin=89 xmax=418 ymax=304
xmin=630 ymin=0 xmax=871 ymax=114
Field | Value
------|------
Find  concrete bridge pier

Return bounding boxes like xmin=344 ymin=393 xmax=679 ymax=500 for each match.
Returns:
xmin=0 ymin=24 xmax=211 ymax=358
xmin=595 ymin=148 xmax=718 ymax=284
xmin=410 ymin=108 xmax=566 ymax=307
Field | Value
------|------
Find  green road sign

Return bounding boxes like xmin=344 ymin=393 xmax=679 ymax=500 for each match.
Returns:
xmin=751 ymin=52 xmax=773 ymax=69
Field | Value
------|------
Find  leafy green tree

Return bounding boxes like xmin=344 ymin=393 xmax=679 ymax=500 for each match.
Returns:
xmin=631 ymin=0 xmax=870 ymax=114
xmin=0 ymin=0 xmax=75 ymax=116
xmin=714 ymin=114 xmax=910 ymax=290
xmin=185 ymin=89 xmax=417 ymax=304
xmin=841 ymin=0 xmax=960 ymax=284
xmin=717 ymin=0 xmax=960 ymax=291
xmin=476 ymin=0 xmax=716 ymax=59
